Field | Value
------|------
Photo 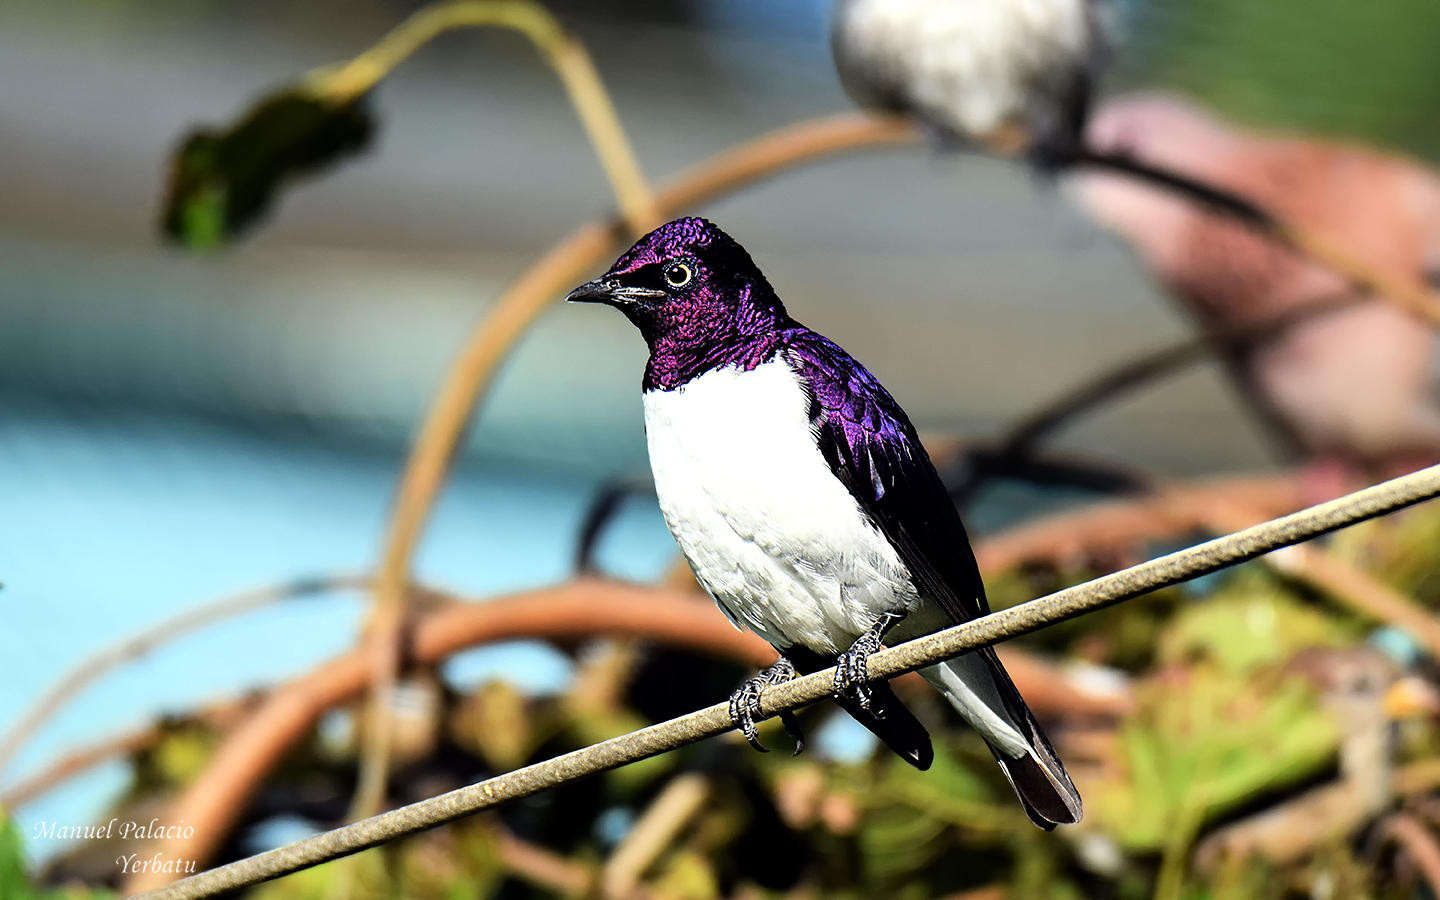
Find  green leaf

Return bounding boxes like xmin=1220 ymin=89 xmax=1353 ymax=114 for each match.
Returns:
xmin=160 ymin=89 xmax=376 ymax=249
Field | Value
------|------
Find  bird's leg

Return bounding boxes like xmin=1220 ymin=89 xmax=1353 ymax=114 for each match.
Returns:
xmin=729 ymin=657 xmax=805 ymax=755
xmin=834 ymin=611 xmax=905 ymax=711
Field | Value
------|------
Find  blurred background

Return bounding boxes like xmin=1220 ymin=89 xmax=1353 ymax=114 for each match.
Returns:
xmin=6 ymin=1 xmax=1440 ymax=898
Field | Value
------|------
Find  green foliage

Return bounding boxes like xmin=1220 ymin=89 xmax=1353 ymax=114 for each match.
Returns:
xmin=0 ymin=817 xmax=113 ymax=900
xmin=160 ymin=89 xmax=375 ymax=249
xmin=1121 ymin=0 xmax=1440 ymax=161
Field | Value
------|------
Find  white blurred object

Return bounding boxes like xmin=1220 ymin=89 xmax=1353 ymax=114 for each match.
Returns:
xmin=831 ymin=0 xmax=1110 ymax=157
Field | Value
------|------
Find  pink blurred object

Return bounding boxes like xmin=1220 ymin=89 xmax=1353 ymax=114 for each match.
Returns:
xmin=1070 ymin=94 xmax=1440 ymax=496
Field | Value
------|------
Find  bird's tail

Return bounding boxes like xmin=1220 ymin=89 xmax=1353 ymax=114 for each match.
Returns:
xmin=785 ymin=646 xmax=934 ymax=771
xmin=920 ymin=649 xmax=1082 ymax=830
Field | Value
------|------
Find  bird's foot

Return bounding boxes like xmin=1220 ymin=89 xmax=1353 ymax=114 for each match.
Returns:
xmin=834 ymin=611 xmax=905 ymax=711
xmin=729 ymin=658 xmax=805 ymax=754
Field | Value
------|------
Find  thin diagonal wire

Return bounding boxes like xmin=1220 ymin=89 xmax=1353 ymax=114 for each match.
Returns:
xmin=130 ymin=464 xmax=1440 ymax=900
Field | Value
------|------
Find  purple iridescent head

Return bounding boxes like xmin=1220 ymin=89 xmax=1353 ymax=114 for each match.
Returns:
xmin=567 ymin=217 xmax=791 ymax=353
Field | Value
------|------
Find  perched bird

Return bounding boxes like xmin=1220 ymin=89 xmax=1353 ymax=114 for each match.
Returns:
xmin=1071 ymin=94 xmax=1440 ymax=495
xmin=830 ymin=0 xmax=1110 ymax=162
xmin=567 ymin=217 xmax=1081 ymax=829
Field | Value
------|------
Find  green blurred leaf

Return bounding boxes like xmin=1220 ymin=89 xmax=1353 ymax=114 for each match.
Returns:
xmin=1089 ymin=663 xmax=1338 ymax=851
xmin=1121 ymin=0 xmax=1440 ymax=161
xmin=0 ymin=818 xmax=114 ymax=900
xmin=160 ymin=89 xmax=375 ymax=249
xmin=1158 ymin=572 xmax=1353 ymax=671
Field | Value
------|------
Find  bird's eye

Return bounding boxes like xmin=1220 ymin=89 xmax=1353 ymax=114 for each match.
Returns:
xmin=664 ymin=261 xmax=693 ymax=288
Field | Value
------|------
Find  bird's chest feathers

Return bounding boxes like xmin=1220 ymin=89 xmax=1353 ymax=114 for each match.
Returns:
xmin=642 ymin=358 xmax=913 ymax=652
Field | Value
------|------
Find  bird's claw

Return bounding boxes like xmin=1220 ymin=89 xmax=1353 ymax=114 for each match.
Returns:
xmin=729 ymin=658 xmax=805 ymax=754
xmin=833 ymin=611 xmax=904 ymax=711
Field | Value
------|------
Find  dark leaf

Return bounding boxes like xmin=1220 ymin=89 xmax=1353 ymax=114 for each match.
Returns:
xmin=161 ymin=89 xmax=376 ymax=249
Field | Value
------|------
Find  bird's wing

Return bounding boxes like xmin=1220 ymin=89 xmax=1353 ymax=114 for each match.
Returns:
xmin=784 ymin=331 xmax=1083 ymax=828
xmin=783 ymin=331 xmax=988 ymax=626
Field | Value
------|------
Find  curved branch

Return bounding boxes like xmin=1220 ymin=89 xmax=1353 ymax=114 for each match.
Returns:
xmin=1 ymin=726 xmax=158 ymax=810
xmin=312 ymin=0 xmax=657 ymax=235
xmin=972 ymin=474 xmax=1302 ymax=574
xmin=0 ymin=574 xmax=368 ymax=783
xmin=128 ymin=463 xmax=1440 ymax=899
xmin=123 ymin=580 xmax=772 ymax=893
xmin=1376 ymin=814 xmax=1440 ymax=899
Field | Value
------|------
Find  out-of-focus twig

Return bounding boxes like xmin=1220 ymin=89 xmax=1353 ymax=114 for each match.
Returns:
xmin=1 ymin=726 xmax=159 ymax=810
xmin=117 ymin=577 xmax=1114 ymax=894
xmin=128 ymin=465 xmax=1440 ymax=900
xmin=495 ymin=825 xmax=597 ymax=896
xmin=310 ymin=0 xmax=657 ymax=236
xmin=601 ymin=773 xmax=710 ymax=900
xmin=125 ymin=579 xmax=772 ymax=892
xmin=972 ymin=474 xmax=1302 ymax=574
xmin=952 ymin=292 xmax=1364 ymax=503
xmin=1375 ymin=814 xmax=1440 ymax=898
xmin=357 ymin=110 xmax=916 ymax=820
xmin=0 ymin=574 xmax=367 ymax=784
xmin=311 ymin=0 xmax=664 ymax=824
xmin=1200 ymin=503 xmax=1440 ymax=659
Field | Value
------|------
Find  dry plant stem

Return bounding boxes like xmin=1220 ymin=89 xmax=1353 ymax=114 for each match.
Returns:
xmin=316 ymin=0 xmax=661 ymax=822
xmin=990 ymin=292 xmax=1363 ymax=466
xmin=496 ymin=826 xmax=595 ymax=896
xmin=1 ymin=726 xmax=158 ymax=810
xmin=353 ymin=111 xmax=916 ymax=819
xmin=1275 ymin=545 xmax=1440 ymax=658
xmin=315 ymin=0 xmax=658 ymax=235
xmin=1198 ymin=503 xmax=1440 ymax=658
xmin=10 ymin=625 xmax=1101 ymax=816
xmin=1377 ymin=814 xmax=1440 ymax=898
xmin=972 ymin=474 xmax=1301 ymax=574
xmin=129 ymin=464 xmax=1440 ymax=900
xmin=0 ymin=574 xmax=367 ymax=783
xmin=123 ymin=580 xmax=774 ymax=893
xmin=602 ymin=773 xmax=710 ymax=900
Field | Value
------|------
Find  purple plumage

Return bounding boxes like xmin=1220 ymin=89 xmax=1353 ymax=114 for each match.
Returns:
xmin=567 ymin=217 xmax=1080 ymax=829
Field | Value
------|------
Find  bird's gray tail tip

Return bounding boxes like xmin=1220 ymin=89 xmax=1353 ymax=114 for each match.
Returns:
xmin=991 ymin=718 xmax=1083 ymax=830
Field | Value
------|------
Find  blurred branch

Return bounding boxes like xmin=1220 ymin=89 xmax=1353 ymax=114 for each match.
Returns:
xmin=972 ymin=474 xmax=1302 ymax=574
xmin=0 ymin=574 xmax=367 ymax=784
xmin=125 ymin=579 xmax=774 ymax=893
xmin=950 ymin=292 xmax=1365 ymax=503
xmin=601 ymin=773 xmax=710 ymax=900
xmin=1069 ymin=148 xmax=1440 ymax=327
xmin=311 ymin=0 xmax=658 ymax=235
xmin=495 ymin=825 xmax=597 ymax=896
xmin=316 ymin=0 xmax=666 ymax=823
xmin=1199 ymin=504 xmax=1440 ymax=658
xmin=358 ymin=110 xmax=917 ymax=821
xmin=1375 ymin=814 xmax=1440 ymax=898
xmin=1 ymin=726 xmax=158 ymax=810
xmin=128 ymin=464 xmax=1440 ymax=900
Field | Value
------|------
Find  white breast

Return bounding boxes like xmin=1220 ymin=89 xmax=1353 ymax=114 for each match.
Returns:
xmin=643 ymin=358 xmax=917 ymax=655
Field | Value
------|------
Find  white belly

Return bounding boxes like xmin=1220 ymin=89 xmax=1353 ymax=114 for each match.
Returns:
xmin=643 ymin=358 xmax=918 ymax=655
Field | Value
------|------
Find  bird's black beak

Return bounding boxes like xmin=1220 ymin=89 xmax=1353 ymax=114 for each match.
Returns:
xmin=565 ymin=279 xmax=618 ymax=305
xmin=566 ymin=279 xmax=667 ymax=306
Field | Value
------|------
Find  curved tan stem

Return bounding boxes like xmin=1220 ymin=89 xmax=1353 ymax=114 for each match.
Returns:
xmin=312 ymin=0 xmax=658 ymax=235
xmin=0 ymin=574 xmax=367 ymax=784
xmin=124 ymin=580 xmax=772 ymax=893
xmin=354 ymin=111 xmax=916 ymax=818
xmin=1377 ymin=814 xmax=1440 ymax=898
xmin=601 ymin=773 xmax=710 ymax=899
xmin=1200 ymin=502 xmax=1440 ymax=659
